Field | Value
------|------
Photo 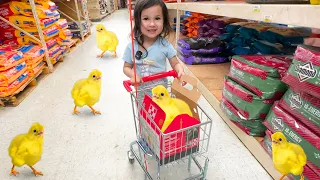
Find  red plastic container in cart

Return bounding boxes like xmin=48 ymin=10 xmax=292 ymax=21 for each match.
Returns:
xmin=123 ymin=70 xmax=213 ymax=180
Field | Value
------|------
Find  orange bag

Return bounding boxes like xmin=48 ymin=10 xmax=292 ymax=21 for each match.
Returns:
xmin=0 ymin=62 xmax=27 ymax=87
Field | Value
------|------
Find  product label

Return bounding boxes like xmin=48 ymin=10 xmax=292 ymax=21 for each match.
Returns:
xmin=283 ymin=89 xmax=320 ymax=126
xmin=295 ymin=62 xmax=318 ymax=82
xmin=271 ymin=116 xmax=285 ymax=131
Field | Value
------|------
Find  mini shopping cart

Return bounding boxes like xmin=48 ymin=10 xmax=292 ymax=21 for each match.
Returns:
xmin=123 ymin=70 xmax=213 ymax=180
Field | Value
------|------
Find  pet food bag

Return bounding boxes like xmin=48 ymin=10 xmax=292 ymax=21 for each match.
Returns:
xmin=56 ymin=19 xmax=68 ymax=29
xmin=0 ymin=28 xmax=38 ymax=40
xmin=177 ymin=37 xmax=224 ymax=50
xmin=0 ymin=1 xmax=21 ymax=17
xmin=282 ymin=45 xmax=320 ymax=99
xmin=229 ymin=55 xmax=292 ymax=99
xmin=19 ymin=45 xmax=45 ymax=65
xmin=0 ymin=62 xmax=27 ymax=87
xmin=263 ymin=102 xmax=320 ymax=175
xmin=178 ymin=53 xmax=229 ymax=65
xmin=261 ymin=129 xmax=320 ymax=180
xmin=222 ymin=76 xmax=275 ymax=120
xmin=48 ymin=45 xmax=61 ymax=58
xmin=42 ymin=25 xmax=60 ymax=40
xmin=0 ymin=72 xmax=29 ymax=97
xmin=21 ymin=0 xmax=58 ymax=11
xmin=239 ymin=23 xmax=275 ymax=40
xmin=220 ymin=97 xmax=267 ymax=136
xmin=226 ymin=22 xmax=253 ymax=34
xmin=6 ymin=15 xmax=57 ymax=28
xmin=259 ymin=27 xmax=312 ymax=46
xmin=28 ymin=61 xmax=45 ymax=77
xmin=0 ymin=50 xmax=25 ymax=71
xmin=58 ymin=29 xmax=72 ymax=40
xmin=279 ymin=88 xmax=320 ymax=136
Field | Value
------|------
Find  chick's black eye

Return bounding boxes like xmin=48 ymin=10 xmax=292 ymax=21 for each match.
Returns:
xmin=33 ymin=130 xmax=37 ymax=133
xmin=279 ymin=138 xmax=282 ymax=141
xmin=100 ymin=28 xmax=103 ymax=30
xmin=160 ymin=93 xmax=164 ymax=96
xmin=93 ymin=75 xmax=96 ymax=78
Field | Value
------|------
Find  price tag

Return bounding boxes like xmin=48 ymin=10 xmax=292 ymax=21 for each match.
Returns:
xmin=216 ymin=5 xmax=220 ymax=10
xmin=264 ymin=15 xmax=272 ymax=22
xmin=253 ymin=5 xmax=260 ymax=12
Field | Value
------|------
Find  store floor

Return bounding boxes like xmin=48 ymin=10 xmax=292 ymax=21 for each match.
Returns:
xmin=0 ymin=10 xmax=272 ymax=180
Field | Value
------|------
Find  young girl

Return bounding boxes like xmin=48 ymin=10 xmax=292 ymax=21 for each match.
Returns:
xmin=122 ymin=0 xmax=185 ymax=100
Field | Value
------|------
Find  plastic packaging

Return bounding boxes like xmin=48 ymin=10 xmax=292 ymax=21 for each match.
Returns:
xmin=0 ymin=50 xmax=25 ymax=71
xmin=282 ymin=45 xmax=320 ymax=99
xmin=279 ymin=88 xmax=320 ymax=136
xmin=220 ymin=97 xmax=266 ymax=136
xmin=0 ymin=62 xmax=27 ymax=87
xmin=229 ymin=55 xmax=292 ymax=99
xmin=222 ymin=76 xmax=275 ymax=120
xmin=0 ymin=72 xmax=29 ymax=97
xmin=178 ymin=53 xmax=229 ymax=65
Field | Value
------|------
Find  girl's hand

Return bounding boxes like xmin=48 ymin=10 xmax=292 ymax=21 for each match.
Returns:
xmin=174 ymin=63 xmax=185 ymax=78
xmin=130 ymin=74 xmax=142 ymax=84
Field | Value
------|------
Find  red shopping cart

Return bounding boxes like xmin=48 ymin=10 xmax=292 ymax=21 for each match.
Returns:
xmin=123 ymin=70 xmax=212 ymax=180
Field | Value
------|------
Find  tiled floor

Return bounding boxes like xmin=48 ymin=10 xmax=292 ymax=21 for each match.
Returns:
xmin=0 ymin=10 xmax=272 ymax=180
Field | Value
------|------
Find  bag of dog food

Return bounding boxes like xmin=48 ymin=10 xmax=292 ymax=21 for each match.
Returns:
xmin=6 ymin=15 xmax=57 ymax=28
xmin=0 ymin=50 xmax=25 ymax=71
xmin=229 ymin=55 xmax=292 ymax=99
xmin=263 ymin=102 xmax=320 ymax=175
xmin=220 ymin=97 xmax=267 ymax=136
xmin=177 ymin=37 xmax=224 ymax=50
xmin=282 ymin=45 xmax=320 ymax=99
xmin=0 ymin=62 xmax=27 ymax=87
xmin=279 ymin=88 xmax=320 ymax=136
xmin=0 ymin=72 xmax=29 ymax=97
xmin=178 ymin=53 xmax=229 ymax=65
xmin=222 ymin=76 xmax=275 ymax=120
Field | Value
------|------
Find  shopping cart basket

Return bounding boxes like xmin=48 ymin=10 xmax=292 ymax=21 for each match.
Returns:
xmin=123 ymin=70 xmax=213 ymax=180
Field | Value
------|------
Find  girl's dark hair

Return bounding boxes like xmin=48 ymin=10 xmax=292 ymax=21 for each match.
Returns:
xmin=132 ymin=0 xmax=172 ymax=52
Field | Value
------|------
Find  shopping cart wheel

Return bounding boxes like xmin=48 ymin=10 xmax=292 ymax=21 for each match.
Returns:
xmin=127 ymin=150 xmax=135 ymax=164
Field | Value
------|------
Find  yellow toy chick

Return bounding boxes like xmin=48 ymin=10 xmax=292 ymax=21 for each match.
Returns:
xmin=152 ymin=85 xmax=193 ymax=132
xmin=71 ymin=69 xmax=102 ymax=115
xmin=96 ymin=24 xmax=119 ymax=58
xmin=8 ymin=122 xmax=44 ymax=176
xmin=271 ymin=132 xmax=307 ymax=180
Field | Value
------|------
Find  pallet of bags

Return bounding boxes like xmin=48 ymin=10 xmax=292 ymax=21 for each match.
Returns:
xmin=18 ymin=45 xmax=45 ymax=77
xmin=0 ymin=46 xmax=29 ymax=98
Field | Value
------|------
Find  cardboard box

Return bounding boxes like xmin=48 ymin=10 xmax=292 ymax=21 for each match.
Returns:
xmin=139 ymin=75 xmax=201 ymax=165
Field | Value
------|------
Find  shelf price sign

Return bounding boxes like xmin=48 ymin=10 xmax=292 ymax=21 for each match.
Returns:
xmin=216 ymin=5 xmax=220 ymax=11
xmin=253 ymin=5 xmax=260 ymax=12
xmin=264 ymin=15 xmax=272 ymax=22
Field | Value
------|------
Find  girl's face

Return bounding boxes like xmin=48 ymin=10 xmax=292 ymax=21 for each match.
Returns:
xmin=140 ymin=5 xmax=163 ymax=41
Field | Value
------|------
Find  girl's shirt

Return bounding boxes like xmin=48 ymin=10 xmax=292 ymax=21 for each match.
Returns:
xmin=122 ymin=37 xmax=176 ymax=95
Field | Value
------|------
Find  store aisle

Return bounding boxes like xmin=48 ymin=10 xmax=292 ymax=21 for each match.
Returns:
xmin=0 ymin=10 xmax=272 ymax=180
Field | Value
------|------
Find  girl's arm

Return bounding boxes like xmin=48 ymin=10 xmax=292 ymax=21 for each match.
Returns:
xmin=169 ymin=56 xmax=185 ymax=78
xmin=123 ymin=62 xmax=141 ymax=83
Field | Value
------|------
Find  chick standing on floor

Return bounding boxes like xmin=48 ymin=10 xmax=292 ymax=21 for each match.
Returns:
xmin=8 ymin=122 xmax=44 ymax=176
xmin=71 ymin=69 xmax=102 ymax=115
xmin=96 ymin=24 xmax=119 ymax=58
xmin=271 ymin=132 xmax=307 ymax=180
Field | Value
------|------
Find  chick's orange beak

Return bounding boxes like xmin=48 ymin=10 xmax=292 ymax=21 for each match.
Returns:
xmin=152 ymin=94 xmax=159 ymax=99
xmin=38 ymin=131 xmax=44 ymax=136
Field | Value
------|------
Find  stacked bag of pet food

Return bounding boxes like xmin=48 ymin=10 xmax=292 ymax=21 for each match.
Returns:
xmin=220 ymin=55 xmax=293 ymax=137
xmin=178 ymin=16 xmax=248 ymax=65
xmin=0 ymin=1 xmax=73 ymax=65
xmin=261 ymin=45 xmax=320 ymax=179
xmin=181 ymin=12 xmax=205 ymax=38
xmin=0 ymin=45 xmax=27 ymax=98
xmin=219 ymin=22 xmax=312 ymax=56
xmin=0 ymin=43 xmax=46 ymax=98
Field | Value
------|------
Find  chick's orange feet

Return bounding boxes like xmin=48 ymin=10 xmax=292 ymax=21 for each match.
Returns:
xmin=10 ymin=165 xmax=19 ymax=176
xmin=73 ymin=106 xmax=80 ymax=115
xmin=97 ymin=51 xmax=106 ymax=58
xmin=112 ymin=51 xmax=117 ymax=57
xmin=29 ymin=166 xmax=43 ymax=176
xmin=89 ymin=106 xmax=101 ymax=115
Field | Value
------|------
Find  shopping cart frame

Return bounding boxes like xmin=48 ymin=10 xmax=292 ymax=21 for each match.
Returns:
xmin=123 ymin=70 xmax=213 ymax=180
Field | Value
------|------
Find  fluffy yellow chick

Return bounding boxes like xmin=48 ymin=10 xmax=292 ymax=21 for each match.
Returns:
xmin=152 ymin=85 xmax=193 ymax=132
xmin=8 ymin=122 xmax=44 ymax=176
xmin=271 ymin=132 xmax=307 ymax=180
xmin=96 ymin=24 xmax=119 ymax=58
xmin=71 ymin=69 xmax=102 ymax=115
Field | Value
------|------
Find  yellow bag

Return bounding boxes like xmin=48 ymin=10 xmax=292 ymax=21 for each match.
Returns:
xmin=7 ymin=15 xmax=57 ymax=28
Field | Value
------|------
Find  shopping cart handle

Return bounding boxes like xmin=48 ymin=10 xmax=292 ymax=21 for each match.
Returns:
xmin=123 ymin=70 xmax=178 ymax=92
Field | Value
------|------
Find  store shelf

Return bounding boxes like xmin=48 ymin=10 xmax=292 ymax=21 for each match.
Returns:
xmin=180 ymin=60 xmax=283 ymax=179
xmin=166 ymin=2 xmax=320 ymax=29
